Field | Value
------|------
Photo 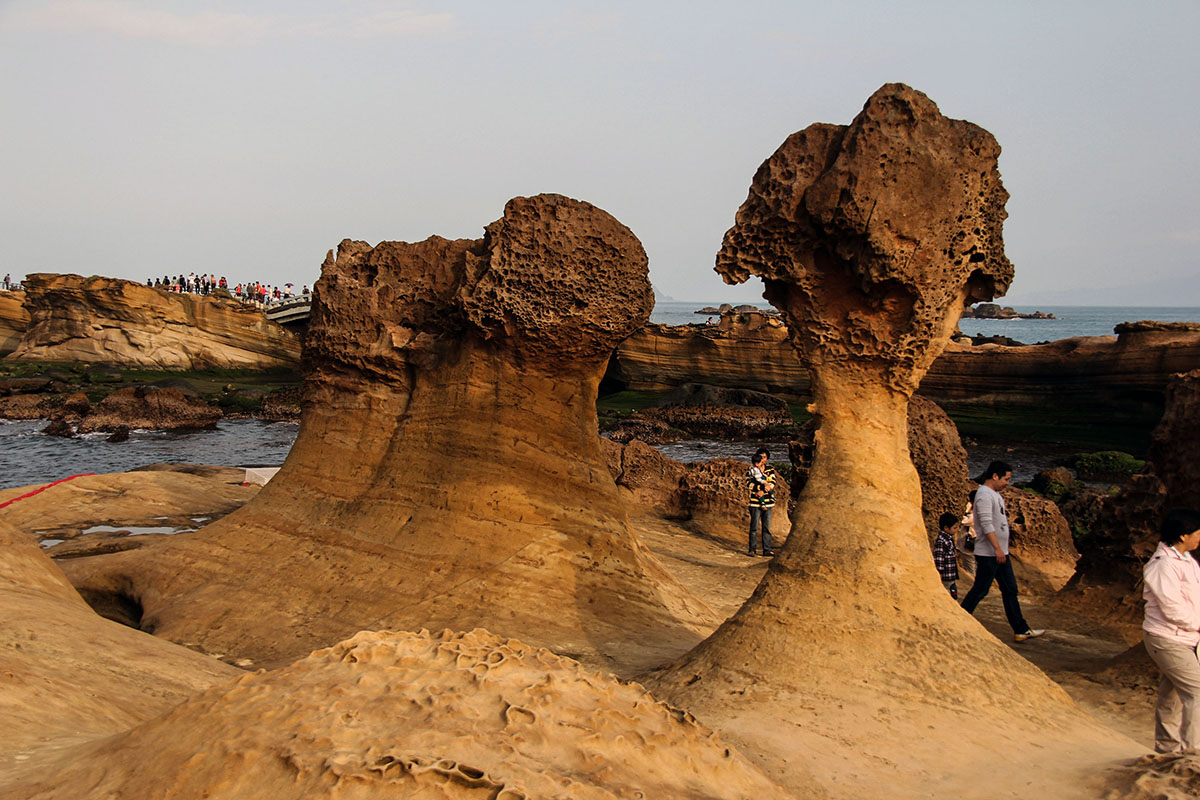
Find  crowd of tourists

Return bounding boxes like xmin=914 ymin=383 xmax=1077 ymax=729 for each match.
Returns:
xmin=148 ymin=273 xmax=310 ymax=307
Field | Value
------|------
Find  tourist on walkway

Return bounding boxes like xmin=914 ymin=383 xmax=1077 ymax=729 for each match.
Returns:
xmin=1142 ymin=507 xmax=1200 ymax=753
xmin=960 ymin=460 xmax=1045 ymax=642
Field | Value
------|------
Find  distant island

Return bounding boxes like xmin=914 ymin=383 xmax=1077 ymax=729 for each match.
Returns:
xmin=962 ymin=302 xmax=1054 ymax=319
xmin=695 ymin=303 xmax=765 ymax=315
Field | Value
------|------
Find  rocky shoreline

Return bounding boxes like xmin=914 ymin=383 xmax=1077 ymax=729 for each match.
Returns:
xmin=5 ymin=84 xmax=1200 ymax=800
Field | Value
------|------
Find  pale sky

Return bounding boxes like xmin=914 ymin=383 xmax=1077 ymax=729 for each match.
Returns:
xmin=2 ymin=0 xmax=1197 ymax=305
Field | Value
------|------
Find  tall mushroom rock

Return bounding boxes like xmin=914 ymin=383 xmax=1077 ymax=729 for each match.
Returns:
xmin=645 ymin=85 xmax=1139 ymax=798
xmin=64 ymin=194 xmax=714 ymax=671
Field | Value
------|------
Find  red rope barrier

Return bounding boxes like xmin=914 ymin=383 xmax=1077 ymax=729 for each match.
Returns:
xmin=0 ymin=473 xmax=96 ymax=510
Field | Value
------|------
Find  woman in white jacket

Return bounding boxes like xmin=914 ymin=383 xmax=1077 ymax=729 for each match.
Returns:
xmin=1142 ymin=507 xmax=1200 ymax=753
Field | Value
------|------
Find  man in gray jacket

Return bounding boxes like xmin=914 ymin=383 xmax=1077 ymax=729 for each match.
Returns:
xmin=960 ymin=460 xmax=1045 ymax=642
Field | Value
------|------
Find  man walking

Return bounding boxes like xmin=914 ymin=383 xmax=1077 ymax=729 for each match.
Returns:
xmin=747 ymin=447 xmax=777 ymax=557
xmin=960 ymin=460 xmax=1045 ymax=642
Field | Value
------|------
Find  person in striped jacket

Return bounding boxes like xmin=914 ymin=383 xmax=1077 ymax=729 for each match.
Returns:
xmin=747 ymin=447 xmax=777 ymax=557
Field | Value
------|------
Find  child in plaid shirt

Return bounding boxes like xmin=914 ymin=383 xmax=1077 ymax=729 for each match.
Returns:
xmin=933 ymin=512 xmax=960 ymax=599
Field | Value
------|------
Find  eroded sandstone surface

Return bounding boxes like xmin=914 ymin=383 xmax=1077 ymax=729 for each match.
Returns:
xmin=7 ymin=274 xmax=300 ymax=369
xmin=645 ymin=83 xmax=1141 ymax=798
xmin=0 ymin=518 xmax=236 ymax=777
xmin=4 ymin=629 xmax=784 ymax=799
xmin=0 ymin=289 xmax=28 ymax=354
xmin=64 ymin=195 xmax=715 ymax=672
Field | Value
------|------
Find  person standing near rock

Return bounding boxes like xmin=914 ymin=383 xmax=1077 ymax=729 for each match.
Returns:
xmin=960 ymin=460 xmax=1045 ymax=642
xmin=1142 ymin=507 xmax=1200 ymax=753
xmin=747 ymin=447 xmax=776 ymax=557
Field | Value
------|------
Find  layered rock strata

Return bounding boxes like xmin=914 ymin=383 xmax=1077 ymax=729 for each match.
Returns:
xmin=611 ymin=313 xmax=1200 ymax=429
xmin=646 ymin=83 xmax=1139 ymax=798
xmin=7 ymin=274 xmax=300 ymax=369
xmin=4 ymin=629 xmax=783 ymax=800
xmin=64 ymin=195 xmax=715 ymax=672
xmin=0 ymin=289 xmax=28 ymax=354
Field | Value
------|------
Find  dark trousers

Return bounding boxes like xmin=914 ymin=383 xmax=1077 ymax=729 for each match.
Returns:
xmin=961 ymin=555 xmax=1030 ymax=634
xmin=749 ymin=506 xmax=773 ymax=553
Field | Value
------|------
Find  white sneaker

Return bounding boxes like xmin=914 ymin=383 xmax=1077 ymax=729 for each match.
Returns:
xmin=1014 ymin=629 xmax=1045 ymax=642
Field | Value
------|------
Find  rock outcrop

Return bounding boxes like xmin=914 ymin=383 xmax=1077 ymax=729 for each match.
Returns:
xmin=7 ymin=274 xmax=300 ymax=369
xmin=1001 ymin=486 xmax=1080 ymax=593
xmin=4 ymin=629 xmax=782 ymax=800
xmin=41 ymin=385 xmax=221 ymax=435
xmin=611 ymin=314 xmax=1200 ymax=432
xmin=0 ymin=517 xmax=236 ymax=776
xmin=645 ymin=83 xmax=1139 ymax=798
xmin=1060 ymin=368 xmax=1200 ymax=634
xmin=611 ymin=310 xmax=806 ymax=395
xmin=63 ymin=195 xmax=715 ymax=672
xmin=602 ymin=441 xmax=791 ymax=550
xmin=0 ymin=289 xmax=29 ymax=354
xmin=607 ymin=382 xmax=794 ymax=442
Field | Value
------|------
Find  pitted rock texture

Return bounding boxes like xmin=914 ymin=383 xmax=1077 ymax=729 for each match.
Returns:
xmin=603 ymin=438 xmax=688 ymax=516
xmin=714 ymin=84 xmax=1011 ymax=393
xmin=8 ymin=274 xmax=300 ymax=369
xmin=0 ymin=518 xmax=236 ymax=777
xmin=1000 ymin=486 xmax=1080 ymax=593
xmin=1104 ymin=752 xmax=1200 ymax=800
xmin=64 ymin=195 xmax=715 ymax=673
xmin=3 ymin=629 xmax=784 ymax=800
xmin=648 ymin=84 xmax=1139 ymax=799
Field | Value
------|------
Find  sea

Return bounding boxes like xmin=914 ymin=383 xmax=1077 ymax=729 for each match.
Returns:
xmin=2 ymin=303 xmax=1197 ymax=491
xmin=651 ymin=301 xmax=1200 ymax=344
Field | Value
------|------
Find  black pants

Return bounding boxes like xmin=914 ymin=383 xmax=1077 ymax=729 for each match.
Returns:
xmin=961 ymin=555 xmax=1030 ymax=634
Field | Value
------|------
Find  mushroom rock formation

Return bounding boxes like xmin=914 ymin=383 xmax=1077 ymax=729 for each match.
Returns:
xmin=3 ymin=629 xmax=785 ymax=800
xmin=64 ymin=194 xmax=715 ymax=672
xmin=0 ymin=519 xmax=235 ymax=777
xmin=645 ymin=84 xmax=1139 ymax=797
xmin=9 ymin=274 xmax=300 ymax=369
